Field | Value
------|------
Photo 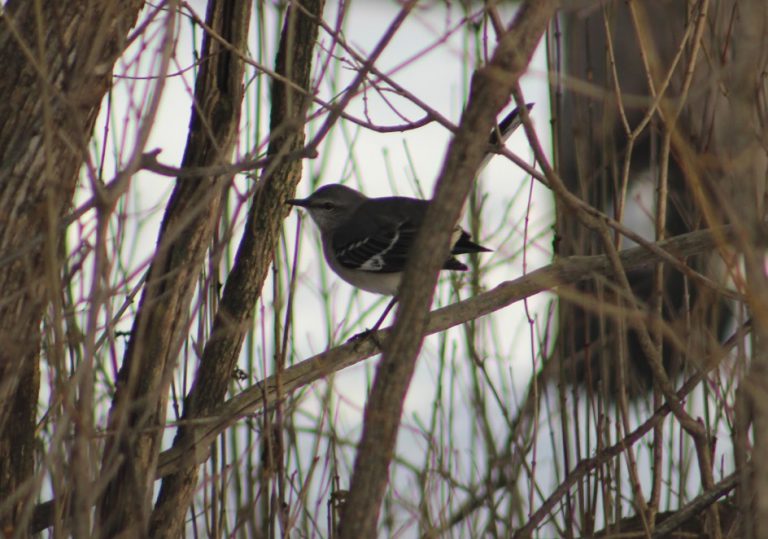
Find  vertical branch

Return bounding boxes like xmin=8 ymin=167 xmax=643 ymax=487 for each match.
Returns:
xmin=97 ymin=0 xmax=253 ymax=535
xmin=337 ymin=3 xmax=557 ymax=537
xmin=148 ymin=0 xmax=324 ymax=537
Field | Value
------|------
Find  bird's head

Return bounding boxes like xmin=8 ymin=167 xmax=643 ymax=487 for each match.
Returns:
xmin=287 ymin=184 xmax=367 ymax=232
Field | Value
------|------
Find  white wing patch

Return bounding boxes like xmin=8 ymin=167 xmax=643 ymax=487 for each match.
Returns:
xmin=360 ymin=255 xmax=385 ymax=271
xmin=358 ymin=227 xmax=401 ymax=271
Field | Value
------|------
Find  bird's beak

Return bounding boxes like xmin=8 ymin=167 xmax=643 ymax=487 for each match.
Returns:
xmin=287 ymin=197 xmax=310 ymax=208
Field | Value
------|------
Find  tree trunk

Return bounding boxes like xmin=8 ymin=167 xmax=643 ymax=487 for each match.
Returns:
xmin=0 ymin=0 xmax=144 ymax=531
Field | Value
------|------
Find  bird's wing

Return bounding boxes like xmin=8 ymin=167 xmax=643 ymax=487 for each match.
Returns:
xmin=332 ymin=197 xmax=426 ymax=273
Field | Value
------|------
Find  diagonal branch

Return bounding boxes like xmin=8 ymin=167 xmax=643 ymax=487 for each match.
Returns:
xmin=336 ymin=1 xmax=559 ymax=534
xmin=158 ymin=225 xmax=733 ymax=479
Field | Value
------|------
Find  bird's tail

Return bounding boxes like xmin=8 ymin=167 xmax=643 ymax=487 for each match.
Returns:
xmin=451 ymin=229 xmax=492 ymax=255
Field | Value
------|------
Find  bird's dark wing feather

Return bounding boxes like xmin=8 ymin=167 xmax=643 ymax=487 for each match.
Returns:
xmin=333 ymin=197 xmax=425 ymax=273
xmin=332 ymin=196 xmax=489 ymax=273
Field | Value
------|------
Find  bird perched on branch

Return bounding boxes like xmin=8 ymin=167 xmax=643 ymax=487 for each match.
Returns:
xmin=287 ymin=105 xmax=531 ymax=335
xmin=288 ymin=183 xmax=490 ymax=291
xmin=287 ymin=184 xmax=491 ymax=335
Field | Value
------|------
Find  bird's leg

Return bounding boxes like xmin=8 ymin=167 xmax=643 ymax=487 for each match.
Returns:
xmin=371 ymin=297 xmax=398 ymax=332
xmin=349 ymin=297 xmax=398 ymax=344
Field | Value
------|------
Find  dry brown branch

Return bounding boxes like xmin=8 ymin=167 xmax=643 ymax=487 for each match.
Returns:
xmin=159 ymin=224 xmax=736 ymax=473
xmin=95 ymin=1 xmax=253 ymax=535
xmin=138 ymin=146 xmax=319 ymax=178
xmin=592 ymin=471 xmax=740 ymax=538
xmin=515 ymin=354 xmax=739 ymax=539
xmin=145 ymin=1 xmax=324 ymax=536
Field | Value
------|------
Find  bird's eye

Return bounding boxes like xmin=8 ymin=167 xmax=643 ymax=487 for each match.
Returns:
xmin=322 ymin=202 xmax=334 ymax=210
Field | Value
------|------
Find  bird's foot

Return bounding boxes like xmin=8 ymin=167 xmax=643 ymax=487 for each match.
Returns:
xmin=348 ymin=328 xmax=381 ymax=348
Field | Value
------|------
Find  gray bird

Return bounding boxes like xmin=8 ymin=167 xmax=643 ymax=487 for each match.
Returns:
xmin=287 ymin=184 xmax=491 ymax=334
xmin=287 ymin=184 xmax=490 ymax=296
